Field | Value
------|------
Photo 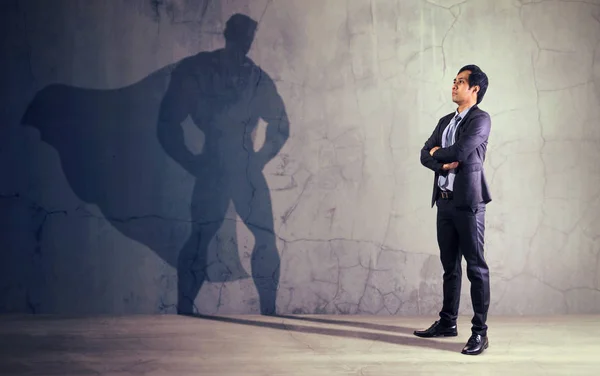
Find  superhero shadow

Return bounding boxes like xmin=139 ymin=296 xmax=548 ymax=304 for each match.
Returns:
xmin=21 ymin=14 xmax=290 ymax=315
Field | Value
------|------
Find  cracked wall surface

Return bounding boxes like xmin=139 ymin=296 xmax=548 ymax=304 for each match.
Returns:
xmin=1 ymin=0 xmax=600 ymax=315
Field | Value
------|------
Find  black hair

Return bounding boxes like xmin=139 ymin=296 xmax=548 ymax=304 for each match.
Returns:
xmin=458 ymin=65 xmax=488 ymax=104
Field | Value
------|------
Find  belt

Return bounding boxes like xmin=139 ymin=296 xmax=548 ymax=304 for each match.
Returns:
xmin=439 ymin=190 xmax=453 ymax=199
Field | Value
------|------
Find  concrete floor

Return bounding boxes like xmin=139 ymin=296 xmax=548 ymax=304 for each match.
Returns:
xmin=1 ymin=314 xmax=599 ymax=375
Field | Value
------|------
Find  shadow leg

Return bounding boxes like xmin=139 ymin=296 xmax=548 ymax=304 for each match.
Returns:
xmin=233 ymin=172 xmax=279 ymax=315
xmin=178 ymin=178 xmax=229 ymax=315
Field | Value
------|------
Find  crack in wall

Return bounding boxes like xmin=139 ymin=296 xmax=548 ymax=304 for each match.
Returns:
xmin=5 ymin=0 xmax=600 ymax=316
xmin=518 ymin=6 xmax=548 ymax=281
xmin=424 ymin=0 xmax=470 ymax=10
xmin=439 ymin=4 xmax=462 ymax=77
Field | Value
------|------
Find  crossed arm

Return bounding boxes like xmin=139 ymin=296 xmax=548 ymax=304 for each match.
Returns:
xmin=420 ymin=113 xmax=491 ymax=172
xmin=420 ymin=118 xmax=455 ymax=174
xmin=431 ymin=113 xmax=491 ymax=163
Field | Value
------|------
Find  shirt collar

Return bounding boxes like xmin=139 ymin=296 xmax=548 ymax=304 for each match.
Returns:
xmin=455 ymin=105 xmax=473 ymax=120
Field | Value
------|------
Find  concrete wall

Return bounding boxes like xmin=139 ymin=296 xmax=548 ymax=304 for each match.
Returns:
xmin=1 ymin=0 xmax=600 ymax=315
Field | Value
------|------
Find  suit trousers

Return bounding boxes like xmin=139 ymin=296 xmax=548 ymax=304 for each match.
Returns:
xmin=436 ymin=196 xmax=490 ymax=336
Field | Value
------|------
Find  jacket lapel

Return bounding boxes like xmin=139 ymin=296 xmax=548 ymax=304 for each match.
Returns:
xmin=439 ymin=113 xmax=454 ymax=141
xmin=455 ymin=105 xmax=478 ymax=140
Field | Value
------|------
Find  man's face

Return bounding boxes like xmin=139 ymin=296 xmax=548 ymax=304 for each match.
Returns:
xmin=452 ymin=70 xmax=477 ymax=104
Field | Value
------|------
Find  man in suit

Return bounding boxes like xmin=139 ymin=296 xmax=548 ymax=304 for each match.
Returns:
xmin=414 ymin=65 xmax=492 ymax=355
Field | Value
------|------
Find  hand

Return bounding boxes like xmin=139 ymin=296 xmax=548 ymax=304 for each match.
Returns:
xmin=429 ymin=146 xmax=441 ymax=156
xmin=442 ymin=161 xmax=459 ymax=170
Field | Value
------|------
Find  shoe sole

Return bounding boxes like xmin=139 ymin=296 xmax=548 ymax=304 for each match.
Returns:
xmin=413 ymin=332 xmax=458 ymax=338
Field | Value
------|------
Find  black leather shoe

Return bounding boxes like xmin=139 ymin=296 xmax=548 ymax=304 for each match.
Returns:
xmin=461 ymin=334 xmax=489 ymax=355
xmin=413 ymin=320 xmax=457 ymax=338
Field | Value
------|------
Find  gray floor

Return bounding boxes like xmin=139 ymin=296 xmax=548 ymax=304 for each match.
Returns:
xmin=1 ymin=314 xmax=599 ymax=375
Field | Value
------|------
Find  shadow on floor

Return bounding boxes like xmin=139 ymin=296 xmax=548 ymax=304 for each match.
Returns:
xmin=276 ymin=314 xmax=417 ymax=335
xmin=186 ymin=314 xmax=464 ymax=353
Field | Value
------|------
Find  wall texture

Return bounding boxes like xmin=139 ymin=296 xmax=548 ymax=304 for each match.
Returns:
xmin=1 ymin=0 xmax=600 ymax=315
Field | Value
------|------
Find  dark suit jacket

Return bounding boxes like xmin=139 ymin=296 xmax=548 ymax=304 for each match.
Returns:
xmin=420 ymin=105 xmax=492 ymax=208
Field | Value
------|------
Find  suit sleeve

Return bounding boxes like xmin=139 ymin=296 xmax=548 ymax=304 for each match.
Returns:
xmin=432 ymin=112 xmax=491 ymax=163
xmin=420 ymin=119 xmax=446 ymax=174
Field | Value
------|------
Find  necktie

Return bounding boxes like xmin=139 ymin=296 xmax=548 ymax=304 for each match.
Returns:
xmin=439 ymin=114 xmax=462 ymax=190
xmin=445 ymin=115 xmax=461 ymax=147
